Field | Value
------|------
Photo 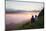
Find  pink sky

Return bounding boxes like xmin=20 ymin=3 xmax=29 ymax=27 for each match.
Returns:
xmin=6 ymin=12 xmax=39 ymax=24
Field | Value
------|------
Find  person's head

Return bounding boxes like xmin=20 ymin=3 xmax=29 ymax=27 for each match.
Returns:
xmin=32 ymin=15 xmax=34 ymax=18
xmin=35 ymin=15 xmax=37 ymax=17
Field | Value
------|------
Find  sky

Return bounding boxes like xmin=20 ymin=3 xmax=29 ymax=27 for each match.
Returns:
xmin=6 ymin=0 xmax=44 ymax=11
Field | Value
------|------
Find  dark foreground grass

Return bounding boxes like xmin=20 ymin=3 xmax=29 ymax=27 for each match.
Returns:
xmin=14 ymin=16 xmax=44 ymax=30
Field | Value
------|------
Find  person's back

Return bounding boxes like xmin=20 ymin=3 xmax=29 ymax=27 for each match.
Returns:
xmin=31 ymin=15 xmax=35 ymax=23
xmin=35 ymin=15 xmax=38 ymax=21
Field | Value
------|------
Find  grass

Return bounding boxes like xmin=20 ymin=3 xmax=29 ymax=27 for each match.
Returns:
xmin=15 ymin=15 xmax=44 ymax=30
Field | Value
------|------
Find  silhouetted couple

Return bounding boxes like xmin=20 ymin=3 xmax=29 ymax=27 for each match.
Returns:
xmin=31 ymin=15 xmax=38 ymax=23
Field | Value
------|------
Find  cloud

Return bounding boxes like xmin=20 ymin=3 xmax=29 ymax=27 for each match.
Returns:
xmin=6 ymin=1 xmax=44 ymax=11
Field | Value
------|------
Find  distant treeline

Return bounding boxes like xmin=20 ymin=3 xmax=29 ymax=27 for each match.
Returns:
xmin=5 ymin=9 xmax=40 ymax=13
